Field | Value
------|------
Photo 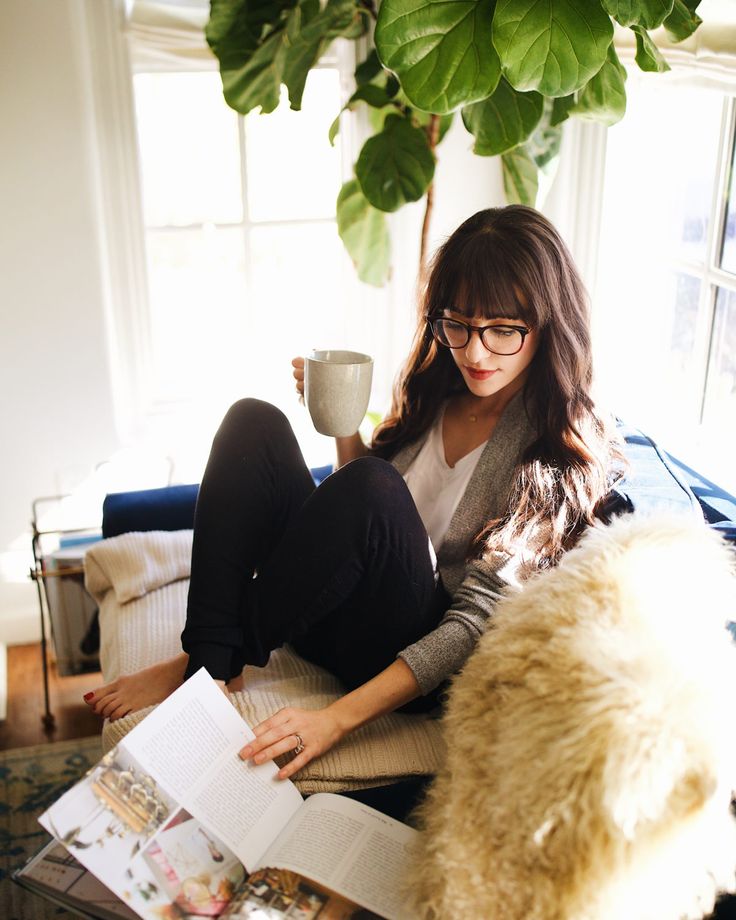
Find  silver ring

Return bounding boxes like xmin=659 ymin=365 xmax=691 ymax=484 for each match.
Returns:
xmin=293 ymin=733 xmax=304 ymax=755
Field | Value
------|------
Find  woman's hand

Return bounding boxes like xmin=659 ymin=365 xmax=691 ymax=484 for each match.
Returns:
xmin=238 ymin=661 xmax=422 ymax=779
xmin=292 ymin=356 xmax=305 ymax=402
xmin=239 ymin=705 xmax=345 ymax=780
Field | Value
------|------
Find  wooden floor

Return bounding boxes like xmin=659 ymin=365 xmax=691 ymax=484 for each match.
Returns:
xmin=0 ymin=643 xmax=104 ymax=749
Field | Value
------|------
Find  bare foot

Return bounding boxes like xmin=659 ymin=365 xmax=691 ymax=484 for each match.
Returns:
xmin=83 ymin=653 xmax=188 ymax=721
xmin=227 ymin=672 xmax=244 ymax=693
xmin=213 ymin=672 xmax=245 ymax=701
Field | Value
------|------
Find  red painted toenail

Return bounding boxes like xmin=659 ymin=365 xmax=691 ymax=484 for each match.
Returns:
xmin=83 ymin=692 xmax=94 ymax=701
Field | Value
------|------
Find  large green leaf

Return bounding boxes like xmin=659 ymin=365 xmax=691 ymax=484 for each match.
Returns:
xmin=355 ymin=114 xmax=436 ymax=212
xmin=570 ymin=44 xmax=627 ymax=126
xmin=663 ymin=0 xmax=702 ymax=41
xmin=213 ymin=0 xmax=364 ymax=114
xmin=632 ymin=25 xmax=671 ymax=72
xmin=355 ymin=50 xmax=383 ymax=86
xmin=501 ymin=146 xmax=538 ymax=206
xmin=493 ymin=0 xmax=614 ymax=97
xmin=336 ymin=180 xmax=391 ymax=287
xmin=461 ymin=77 xmax=543 ymax=156
xmin=375 ymin=0 xmax=501 ymax=114
xmin=550 ymin=94 xmax=575 ymax=127
xmin=281 ymin=0 xmax=366 ymax=105
xmin=601 ymin=0 xmax=674 ymax=29
xmin=207 ymin=0 xmax=294 ymax=65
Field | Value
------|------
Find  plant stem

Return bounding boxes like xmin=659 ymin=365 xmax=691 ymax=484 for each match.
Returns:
xmin=419 ymin=114 xmax=441 ymax=285
xmin=359 ymin=0 xmax=378 ymax=20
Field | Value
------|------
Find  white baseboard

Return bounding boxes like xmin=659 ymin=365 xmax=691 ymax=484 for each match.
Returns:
xmin=0 ymin=643 xmax=7 ymax=721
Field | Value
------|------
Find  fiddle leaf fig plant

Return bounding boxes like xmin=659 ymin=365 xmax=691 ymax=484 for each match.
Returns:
xmin=355 ymin=113 xmax=436 ymax=211
xmin=337 ymin=179 xmax=391 ymax=286
xmin=491 ymin=0 xmax=614 ymax=96
xmin=206 ymin=0 xmax=705 ymax=287
xmin=462 ymin=79 xmax=544 ymax=157
xmin=373 ymin=0 xmax=501 ymax=113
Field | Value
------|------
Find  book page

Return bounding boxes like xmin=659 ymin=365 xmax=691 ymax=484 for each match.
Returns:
xmin=122 ymin=669 xmax=303 ymax=868
xmin=256 ymin=793 xmax=420 ymax=920
xmin=38 ymin=669 xmax=303 ymax=919
xmin=120 ymin=667 xmax=257 ymax=802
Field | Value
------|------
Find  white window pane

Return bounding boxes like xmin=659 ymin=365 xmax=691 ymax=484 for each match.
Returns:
xmin=601 ymin=81 xmax=721 ymax=267
xmin=704 ymin=287 xmax=736 ymax=430
xmin=134 ymin=73 xmax=243 ymax=227
xmin=246 ymin=222 xmax=348 ymax=393
xmin=668 ymin=272 xmax=701 ymax=377
xmin=146 ymin=226 xmax=248 ymax=401
xmin=720 ymin=136 xmax=736 ymax=274
xmin=653 ymin=272 xmax=703 ymax=424
xmin=243 ymin=223 xmax=358 ymax=463
xmin=245 ymin=70 xmax=343 ymax=222
xmin=671 ymin=287 xmax=736 ymax=496
xmin=594 ymin=269 xmax=704 ymax=431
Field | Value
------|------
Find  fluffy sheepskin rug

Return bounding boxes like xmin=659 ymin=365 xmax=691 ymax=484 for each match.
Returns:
xmin=409 ymin=514 xmax=736 ymax=920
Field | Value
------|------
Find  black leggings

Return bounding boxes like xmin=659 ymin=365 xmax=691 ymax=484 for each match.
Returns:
xmin=181 ymin=399 xmax=450 ymax=710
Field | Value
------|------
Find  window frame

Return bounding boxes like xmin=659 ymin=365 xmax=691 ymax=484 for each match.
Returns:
xmin=134 ymin=60 xmax=356 ymax=412
xmin=587 ymin=70 xmax=736 ymax=493
xmin=82 ymin=0 xmax=372 ymax=438
xmin=678 ymin=94 xmax=736 ymax=424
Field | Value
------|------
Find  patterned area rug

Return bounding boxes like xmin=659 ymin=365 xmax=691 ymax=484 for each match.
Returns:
xmin=0 ymin=736 xmax=102 ymax=919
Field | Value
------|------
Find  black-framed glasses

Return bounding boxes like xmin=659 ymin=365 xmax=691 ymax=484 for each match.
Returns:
xmin=426 ymin=316 xmax=530 ymax=356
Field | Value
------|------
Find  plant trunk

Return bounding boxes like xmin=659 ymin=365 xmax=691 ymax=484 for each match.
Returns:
xmin=419 ymin=114 xmax=441 ymax=287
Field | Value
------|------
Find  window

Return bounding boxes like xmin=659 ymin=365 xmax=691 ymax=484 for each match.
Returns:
xmin=593 ymin=75 xmax=736 ymax=494
xmin=129 ymin=58 xmax=398 ymax=476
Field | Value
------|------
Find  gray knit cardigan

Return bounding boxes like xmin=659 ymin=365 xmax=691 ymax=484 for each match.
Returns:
xmin=390 ymin=390 xmax=539 ymax=694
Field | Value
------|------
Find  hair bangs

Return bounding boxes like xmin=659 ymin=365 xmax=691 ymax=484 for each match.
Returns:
xmin=427 ymin=230 xmax=540 ymax=329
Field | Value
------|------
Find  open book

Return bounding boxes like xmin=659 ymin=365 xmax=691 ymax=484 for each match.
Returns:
xmin=16 ymin=669 xmax=420 ymax=920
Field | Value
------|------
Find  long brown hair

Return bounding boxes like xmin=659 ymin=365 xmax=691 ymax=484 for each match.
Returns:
xmin=371 ymin=205 xmax=624 ymax=567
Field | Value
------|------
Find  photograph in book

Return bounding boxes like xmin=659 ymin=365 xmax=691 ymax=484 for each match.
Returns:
xmin=38 ymin=750 xmax=193 ymax=920
xmin=41 ymin=743 xmax=175 ymax=871
xmin=141 ymin=808 xmax=246 ymax=916
xmin=222 ymin=866 xmax=382 ymax=919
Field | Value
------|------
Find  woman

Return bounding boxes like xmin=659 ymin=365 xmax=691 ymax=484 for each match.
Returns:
xmin=85 ymin=206 xmax=622 ymax=780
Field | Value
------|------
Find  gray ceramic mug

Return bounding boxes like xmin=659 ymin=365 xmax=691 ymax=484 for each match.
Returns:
xmin=304 ymin=350 xmax=373 ymax=437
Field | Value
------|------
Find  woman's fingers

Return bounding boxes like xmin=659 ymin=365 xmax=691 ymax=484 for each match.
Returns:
xmin=239 ymin=708 xmax=296 ymax=758
xmin=277 ymin=749 xmax=311 ymax=781
xmin=291 ymin=356 xmax=305 ymax=398
xmin=238 ymin=706 xmax=343 ymax=779
xmin=245 ymin=732 xmax=303 ymax=766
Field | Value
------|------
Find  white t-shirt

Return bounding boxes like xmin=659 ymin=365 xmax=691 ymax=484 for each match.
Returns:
xmin=403 ymin=409 xmax=486 ymax=560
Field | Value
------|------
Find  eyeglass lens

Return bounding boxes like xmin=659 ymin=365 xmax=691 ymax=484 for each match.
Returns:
xmin=433 ymin=319 xmax=523 ymax=355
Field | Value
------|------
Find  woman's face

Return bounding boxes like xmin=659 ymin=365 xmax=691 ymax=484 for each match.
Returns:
xmin=443 ymin=308 xmax=539 ymax=399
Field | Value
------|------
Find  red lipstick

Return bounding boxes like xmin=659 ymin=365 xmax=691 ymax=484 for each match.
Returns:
xmin=465 ymin=367 xmax=497 ymax=380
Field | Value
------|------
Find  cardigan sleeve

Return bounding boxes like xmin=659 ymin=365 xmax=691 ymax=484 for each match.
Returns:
xmin=397 ymin=550 xmax=526 ymax=695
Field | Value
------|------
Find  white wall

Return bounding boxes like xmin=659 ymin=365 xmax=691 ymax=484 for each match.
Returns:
xmin=429 ymin=116 xmax=506 ymax=253
xmin=0 ymin=0 xmax=121 ymax=643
